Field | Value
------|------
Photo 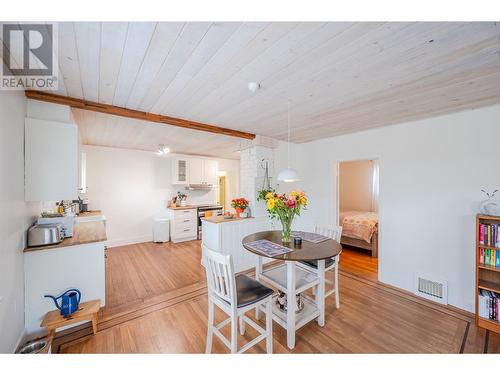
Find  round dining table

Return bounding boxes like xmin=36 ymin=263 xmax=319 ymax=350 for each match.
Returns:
xmin=242 ymin=230 xmax=342 ymax=349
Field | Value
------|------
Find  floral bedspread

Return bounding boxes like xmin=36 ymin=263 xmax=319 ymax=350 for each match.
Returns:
xmin=340 ymin=211 xmax=378 ymax=243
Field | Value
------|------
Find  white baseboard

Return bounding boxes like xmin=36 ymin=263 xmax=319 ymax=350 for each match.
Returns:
xmin=12 ymin=327 xmax=26 ymax=353
xmin=106 ymin=235 xmax=153 ymax=248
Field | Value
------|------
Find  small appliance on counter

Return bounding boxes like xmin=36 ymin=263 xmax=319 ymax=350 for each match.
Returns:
xmin=27 ymin=223 xmax=64 ymax=247
xmin=71 ymin=197 xmax=90 ymax=213
xmin=38 ymin=212 xmax=75 ymax=238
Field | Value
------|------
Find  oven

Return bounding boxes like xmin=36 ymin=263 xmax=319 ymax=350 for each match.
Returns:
xmin=197 ymin=205 xmax=223 ymax=239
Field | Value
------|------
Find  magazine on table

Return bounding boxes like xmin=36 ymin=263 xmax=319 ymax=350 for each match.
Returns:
xmin=244 ymin=239 xmax=292 ymax=257
xmin=291 ymin=231 xmax=330 ymax=244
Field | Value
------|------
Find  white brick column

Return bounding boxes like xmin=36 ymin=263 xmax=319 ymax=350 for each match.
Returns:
xmin=238 ymin=137 xmax=277 ymax=218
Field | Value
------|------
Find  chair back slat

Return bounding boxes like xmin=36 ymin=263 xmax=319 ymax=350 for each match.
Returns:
xmin=315 ymin=224 xmax=343 ymax=242
xmin=202 ymin=245 xmax=236 ymax=305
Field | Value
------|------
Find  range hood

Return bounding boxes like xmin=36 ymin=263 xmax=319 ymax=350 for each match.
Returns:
xmin=185 ymin=184 xmax=215 ymax=191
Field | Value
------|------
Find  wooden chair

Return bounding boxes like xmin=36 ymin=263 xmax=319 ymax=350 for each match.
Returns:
xmin=203 ymin=245 xmax=274 ymax=354
xmin=298 ymin=225 xmax=343 ymax=309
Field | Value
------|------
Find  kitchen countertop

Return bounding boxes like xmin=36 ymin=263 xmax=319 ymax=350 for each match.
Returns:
xmin=76 ymin=210 xmax=102 ymax=217
xmin=168 ymin=205 xmax=198 ymax=210
xmin=201 ymin=216 xmax=254 ymax=224
xmin=24 ymin=220 xmax=107 ymax=252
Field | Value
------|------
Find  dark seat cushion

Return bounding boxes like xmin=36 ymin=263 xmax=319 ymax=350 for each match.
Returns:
xmin=299 ymin=257 xmax=335 ymax=269
xmin=235 ymin=274 xmax=273 ymax=308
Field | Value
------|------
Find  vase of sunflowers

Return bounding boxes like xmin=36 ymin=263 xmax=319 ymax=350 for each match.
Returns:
xmin=263 ymin=190 xmax=307 ymax=243
xmin=231 ymin=197 xmax=249 ymax=217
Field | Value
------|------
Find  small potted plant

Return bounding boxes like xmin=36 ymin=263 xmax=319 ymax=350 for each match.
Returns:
xmin=231 ymin=198 xmax=249 ymax=218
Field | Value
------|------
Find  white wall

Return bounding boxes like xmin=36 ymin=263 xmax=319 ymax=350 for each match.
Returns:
xmin=0 ymin=91 xmax=40 ymax=352
xmin=273 ymin=104 xmax=500 ymax=312
xmin=218 ymin=158 xmax=240 ymax=211
xmin=83 ymin=145 xmax=239 ymax=247
xmin=339 ymin=160 xmax=374 ymax=212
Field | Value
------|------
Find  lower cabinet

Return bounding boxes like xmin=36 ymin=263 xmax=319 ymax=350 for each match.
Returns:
xmin=168 ymin=208 xmax=197 ymax=243
xmin=24 ymin=242 xmax=106 ymax=335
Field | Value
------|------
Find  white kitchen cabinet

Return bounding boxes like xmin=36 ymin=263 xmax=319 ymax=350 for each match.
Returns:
xmin=25 ymin=118 xmax=79 ymax=201
xmin=168 ymin=208 xmax=197 ymax=243
xmin=188 ymin=158 xmax=218 ymax=185
xmin=172 ymin=157 xmax=189 ymax=184
xmin=188 ymin=158 xmax=204 ymax=185
xmin=203 ymin=159 xmax=218 ymax=185
xmin=24 ymin=241 xmax=106 ymax=334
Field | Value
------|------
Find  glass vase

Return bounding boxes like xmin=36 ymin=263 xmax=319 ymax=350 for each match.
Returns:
xmin=281 ymin=217 xmax=292 ymax=244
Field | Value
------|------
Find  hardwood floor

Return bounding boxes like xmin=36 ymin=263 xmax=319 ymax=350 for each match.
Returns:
xmin=103 ymin=240 xmax=205 ymax=319
xmin=339 ymin=245 xmax=378 ymax=282
xmin=53 ymin=240 xmax=499 ymax=354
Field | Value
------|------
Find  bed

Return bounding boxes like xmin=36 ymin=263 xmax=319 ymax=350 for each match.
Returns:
xmin=339 ymin=210 xmax=379 ymax=257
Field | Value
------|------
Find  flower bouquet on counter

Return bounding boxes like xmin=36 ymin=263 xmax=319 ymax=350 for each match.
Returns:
xmin=263 ymin=191 xmax=308 ymax=243
xmin=231 ymin=197 xmax=249 ymax=218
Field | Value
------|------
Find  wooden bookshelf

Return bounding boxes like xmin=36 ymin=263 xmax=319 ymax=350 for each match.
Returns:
xmin=476 ymin=214 xmax=500 ymax=334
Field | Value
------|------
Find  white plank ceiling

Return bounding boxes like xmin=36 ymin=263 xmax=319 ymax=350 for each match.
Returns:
xmin=51 ymin=22 xmax=500 ymax=155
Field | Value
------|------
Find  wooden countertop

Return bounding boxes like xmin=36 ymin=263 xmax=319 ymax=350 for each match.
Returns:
xmin=24 ymin=220 xmax=107 ymax=252
xmin=168 ymin=205 xmax=197 ymax=210
xmin=76 ymin=210 xmax=102 ymax=217
xmin=201 ymin=216 xmax=254 ymax=224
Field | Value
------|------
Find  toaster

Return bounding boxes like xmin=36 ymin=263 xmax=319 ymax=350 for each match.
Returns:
xmin=38 ymin=212 xmax=75 ymax=238
xmin=27 ymin=224 xmax=64 ymax=247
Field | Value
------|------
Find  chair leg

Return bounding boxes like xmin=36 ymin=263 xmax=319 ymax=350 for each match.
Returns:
xmin=265 ymin=300 xmax=273 ymax=354
xmin=205 ymin=300 xmax=214 ymax=354
xmin=334 ymin=264 xmax=340 ymax=309
xmin=239 ymin=315 xmax=246 ymax=335
xmin=230 ymin=315 xmax=238 ymax=353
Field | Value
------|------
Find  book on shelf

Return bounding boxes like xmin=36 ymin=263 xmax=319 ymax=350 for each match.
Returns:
xmin=478 ymin=289 xmax=500 ymax=321
xmin=481 ymin=248 xmax=500 ymax=267
xmin=479 ymin=223 xmax=500 ymax=247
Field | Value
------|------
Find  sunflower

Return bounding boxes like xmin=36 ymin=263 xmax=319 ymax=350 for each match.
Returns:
xmin=298 ymin=196 xmax=307 ymax=206
xmin=265 ymin=192 xmax=274 ymax=200
xmin=266 ymin=198 xmax=276 ymax=210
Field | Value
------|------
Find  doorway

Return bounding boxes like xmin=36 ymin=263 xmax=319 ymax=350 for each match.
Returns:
xmin=218 ymin=175 xmax=226 ymax=211
xmin=336 ymin=159 xmax=379 ymax=281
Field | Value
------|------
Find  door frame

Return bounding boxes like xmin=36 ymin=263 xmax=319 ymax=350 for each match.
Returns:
xmin=334 ymin=157 xmax=381 ymax=276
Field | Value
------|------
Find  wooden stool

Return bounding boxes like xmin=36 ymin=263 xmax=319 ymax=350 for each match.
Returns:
xmin=41 ymin=299 xmax=101 ymax=339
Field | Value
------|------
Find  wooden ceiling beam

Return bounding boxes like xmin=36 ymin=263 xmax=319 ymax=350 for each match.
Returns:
xmin=24 ymin=90 xmax=256 ymax=140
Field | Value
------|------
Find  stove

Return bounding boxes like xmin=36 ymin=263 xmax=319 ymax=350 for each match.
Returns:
xmin=197 ymin=204 xmax=223 ymax=239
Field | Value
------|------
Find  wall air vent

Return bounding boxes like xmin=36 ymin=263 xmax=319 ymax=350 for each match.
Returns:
xmin=414 ymin=274 xmax=448 ymax=305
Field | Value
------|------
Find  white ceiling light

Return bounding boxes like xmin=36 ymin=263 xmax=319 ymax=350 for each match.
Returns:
xmin=156 ymin=144 xmax=170 ymax=155
xmin=277 ymin=101 xmax=300 ymax=182
xmin=247 ymin=81 xmax=260 ymax=93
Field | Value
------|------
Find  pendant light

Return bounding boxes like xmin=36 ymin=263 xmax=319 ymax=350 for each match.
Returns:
xmin=277 ymin=101 xmax=300 ymax=182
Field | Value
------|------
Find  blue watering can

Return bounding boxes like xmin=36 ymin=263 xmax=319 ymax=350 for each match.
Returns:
xmin=44 ymin=289 xmax=81 ymax=317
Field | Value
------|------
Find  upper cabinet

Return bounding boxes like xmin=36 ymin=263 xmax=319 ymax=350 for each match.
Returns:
xmin=172 ymin=157 xmax=218 ymax=185
xmin=188 ymin=158 xmax=204 ymax=185
xmin=25 ymin=118 xmax=79 ymax=201
xmin=203 ymin=159 xmax=218 ymax=186
xmin=172 ymin=157 xmax=189 ymax=185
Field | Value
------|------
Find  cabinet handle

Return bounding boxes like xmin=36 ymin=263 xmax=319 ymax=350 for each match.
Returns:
xmin=183 ymin=219 xmax=190 ymax=222
xmin=183 ymin=229 xmax=190 ymax=232
xmin=183 ymin=210 xmax=190 ymax=213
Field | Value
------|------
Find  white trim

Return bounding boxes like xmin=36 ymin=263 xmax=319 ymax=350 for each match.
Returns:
xmin=105 ymin=235 xmax=153 ymax=248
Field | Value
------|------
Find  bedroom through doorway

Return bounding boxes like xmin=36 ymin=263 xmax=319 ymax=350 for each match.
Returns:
xmin=336 ymin=159 xmax=379 ymax=281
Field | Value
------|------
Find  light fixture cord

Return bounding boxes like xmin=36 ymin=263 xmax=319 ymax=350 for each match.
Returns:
xmin=287 ymin=100 xmax=291 ymax=167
